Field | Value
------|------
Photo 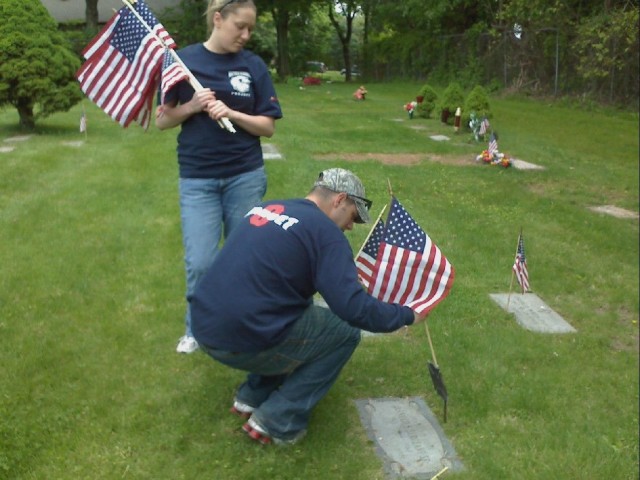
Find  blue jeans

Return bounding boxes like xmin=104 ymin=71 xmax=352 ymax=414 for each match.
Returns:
xmin=201 ymin=305 xmax=362 ymax=440
xmin=179 ymin=167 xmax=267 ymax=337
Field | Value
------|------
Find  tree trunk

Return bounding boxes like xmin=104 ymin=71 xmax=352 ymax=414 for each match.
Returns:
xmin=85 ymin=0 xmax=99 ymax=30
xmin=17 ymin=101 xmax=35 ymax=130
xmin=273 ymin=8 xmax=290 ymax=79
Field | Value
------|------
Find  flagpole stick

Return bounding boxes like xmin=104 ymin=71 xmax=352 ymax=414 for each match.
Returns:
xmin=506 ymin=228 xmax=522 ymax=310
xmin=424 ymin=320 xmax=438 ymax=366
xmin=387 ymin=178 xmax=393 ymax=197
xmin=119 ymin=0 xmax=233 ymax=132
xmin=354 ymin=204 xmax=387 ymax=260
xmin=430 ymin=466 xmax=449 ymax=480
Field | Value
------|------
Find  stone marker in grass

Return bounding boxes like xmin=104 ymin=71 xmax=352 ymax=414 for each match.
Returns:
xmin=490 ymin=292 xmax=577 ymax=333
xmin=355 ymin=397 xmax=463 ymax=479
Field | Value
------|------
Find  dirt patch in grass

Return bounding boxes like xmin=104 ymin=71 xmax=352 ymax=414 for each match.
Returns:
xmin=314 ymin=152 xmax=475 ymax=166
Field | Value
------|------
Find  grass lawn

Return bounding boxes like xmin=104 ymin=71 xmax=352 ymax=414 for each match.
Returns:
xmin=0 ymin=81 xmax=638 ymax=479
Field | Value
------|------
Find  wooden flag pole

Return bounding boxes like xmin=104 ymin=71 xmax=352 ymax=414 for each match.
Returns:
xmin=506 ymin=227 xmax=522 ymax=310
xmin=354 ymin=204 xmax=387 ymax=260
xmin=430 ymin=466 xmax=449 ymax=480
xmin=424 ymin=320 xmax=438 ymax=366
xmin=120 ymin=0 xmax=234 ymax=132
xmin=387 ymin=178 xmax=394 ymax=197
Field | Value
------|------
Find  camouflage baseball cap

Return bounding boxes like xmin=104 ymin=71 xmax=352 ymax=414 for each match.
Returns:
xmin=314 ymin=168 xmax=371 ymax=223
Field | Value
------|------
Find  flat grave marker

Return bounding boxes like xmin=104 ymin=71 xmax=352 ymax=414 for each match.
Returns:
xmin=511 ymin=159 xmax=545 ymax=170
xmin=429 ymin=135 xmax=450 ymax=142
xmin=355 ymin=397 xmax=463 ymax=479
xmin=589 ymin=205 xmax=638 ymax=220
xmin=490 ymin=293 xmax=577 ymax=333
xmin=262 ymin=143 xmax=283 ymax=160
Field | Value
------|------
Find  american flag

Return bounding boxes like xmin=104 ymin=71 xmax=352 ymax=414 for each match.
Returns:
xmin=512 ymin=233 xmax=529 ymax=292
xmin=161 ymin=49 xmax=189 ymax=105
xmin=355 ymin=219 xmax=385 ymax=289
xmin=488 ymin=132 xmax=498 ymax=155
xmin=479 ymin=117 xmax=490 ymax=136
xmin=79 ymin=111 xmax=87 ymax=133
xmin=76 ymin=0 xmax=176 ymax=129
xmin=361 ymin=197 xmax=455 ymax=315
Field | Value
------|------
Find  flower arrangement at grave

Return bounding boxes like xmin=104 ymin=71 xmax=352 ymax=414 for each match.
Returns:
xmin=404 ymin=101 xmax=417 ymax=119
xmin=477 ymin=149 xmax=512 ymax=167
xmin=475 ymin=132 xmax=512 ymax=167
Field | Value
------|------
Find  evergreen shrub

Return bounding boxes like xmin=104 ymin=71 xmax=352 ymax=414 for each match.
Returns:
xmin=438 ymin=82 xmax=465 ymax=124
xmin=416 ymin=84 xmax=438 ymax=118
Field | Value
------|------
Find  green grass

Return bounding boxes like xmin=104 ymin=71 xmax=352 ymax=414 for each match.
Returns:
xmin=1 ymin=82 xmax=638 ymax=479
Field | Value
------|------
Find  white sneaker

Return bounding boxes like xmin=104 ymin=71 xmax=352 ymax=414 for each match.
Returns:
xmin=176 ymin=335 xmax=199 ymax=354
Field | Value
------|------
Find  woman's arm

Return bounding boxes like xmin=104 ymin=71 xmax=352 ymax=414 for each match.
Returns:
xmin=206 ymin=100 xmax=276 ymax=138
xmin=155 ymin=89 xmax=216 ymax=130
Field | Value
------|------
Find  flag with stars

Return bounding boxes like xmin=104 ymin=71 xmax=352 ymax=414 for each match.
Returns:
xmin=161 ymin=49 xmax=189 ymax=105
xmin=76 ymin=0 xmax=176 ymax=129
xmin=366 ymin=197 xmax=454 ymax=315
xmin=512 ymin=233 xmax=529 ymax=293
xmin=479 ymin=117 xmax=490 ymax=136
xmin=355 ymin=219 xmax=385 ymax=289
xmin=488 ymin=132 xmax=498 ymax=155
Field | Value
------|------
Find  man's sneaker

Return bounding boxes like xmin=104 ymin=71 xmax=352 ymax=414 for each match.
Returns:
xmin=176 ymin=335 xmax=199 ymax=354
xmin=242 ymin=416 xmax=306 ymax=446
xmin=230 ymin=400 xmax=255 ymax=419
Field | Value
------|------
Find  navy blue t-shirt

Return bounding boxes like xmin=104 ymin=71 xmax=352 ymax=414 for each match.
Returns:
xmin=163 ymin=44 xmax=282 ymax=179
xmin=191 ymin=199 xmax=415 ymax=352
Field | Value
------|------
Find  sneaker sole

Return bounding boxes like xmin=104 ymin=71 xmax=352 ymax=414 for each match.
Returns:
xmin=242 ymin=422 xmax=272 ymax=445
xmin=230 ymin=406 xmax=252 ymax=419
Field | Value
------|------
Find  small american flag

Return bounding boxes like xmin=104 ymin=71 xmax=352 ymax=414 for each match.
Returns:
xmin=355 ymin=219 xmax=385 ymax=289
xmin=512 ymin=233 xmax=529 ymax=293
xmin=479 ymin=117 xmax=490 ymax=136
xmin=79 ymin=111 xmax=87 ymax=133
xmin=362 ymin=197 xmax=454 ymax=315
xmin=488 ymin=132 xmax=498 ymax=155
xmin=76 ymin=0 xmax=175 ymax=129
xmin=161 ymin=49 xmax=189 ymax=104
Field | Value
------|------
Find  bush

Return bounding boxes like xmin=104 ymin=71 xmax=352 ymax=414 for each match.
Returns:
xmin=0 ymin=0 xmax=83 ymax=129
xmin=416 ymin=84 xmax=438 ymax=119
xmin=463 ymin=85 xmax=492 ymax=126
xmin=438 ymin=82 xmax=465 ymax=124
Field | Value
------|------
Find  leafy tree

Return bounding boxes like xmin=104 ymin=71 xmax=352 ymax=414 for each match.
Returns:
xmin=255 ymin=0 xmax=317 ymax=79
xmin=0 ymin=0 xmax=83 ymax=130
xmin=573 ymin=6 xmax=639 ymax=102
xmin=328 ymin=0 xmax=361 ymax=81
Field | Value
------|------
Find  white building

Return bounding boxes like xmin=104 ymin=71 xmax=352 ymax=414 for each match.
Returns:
xmin=41 ymin=0 xmax=181 ymax=23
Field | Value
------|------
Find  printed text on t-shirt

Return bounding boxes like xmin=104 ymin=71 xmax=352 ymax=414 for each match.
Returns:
xmin=246 ymin=205 xmax=299 ymax=231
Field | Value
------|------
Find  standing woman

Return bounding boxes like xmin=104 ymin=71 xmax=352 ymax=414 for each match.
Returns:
xmin=156 ymin=0 xmax=282 ymax=353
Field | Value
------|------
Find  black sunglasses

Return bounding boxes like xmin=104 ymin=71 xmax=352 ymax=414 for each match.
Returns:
xmin=348 ymin=194 xmax=373 ymax=211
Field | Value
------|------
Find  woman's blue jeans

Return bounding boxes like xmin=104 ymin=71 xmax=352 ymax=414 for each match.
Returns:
xmin=179 ymin=167 xmax=267 ymax=337
xmin=201 ymin=305 xmax=362 ymax=439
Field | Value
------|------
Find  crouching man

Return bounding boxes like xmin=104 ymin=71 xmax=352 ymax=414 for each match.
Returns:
xmin=191 ymin=168 xmax=428 ymax=445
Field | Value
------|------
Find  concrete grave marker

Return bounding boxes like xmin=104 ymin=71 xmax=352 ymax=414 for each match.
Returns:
xmin=589 ymin=205 xmax=638 ymax=220
xmin=4 ymin=135 xmax=32 ymax=143
xmin=429 ymin=135 xmax=450 ymax=142
xmin=511 ymin=159 xmax=545 ymax=170
xmin=0 ymin=146 xmax=15 ymax=153
xmin=262 ymin=143 xmax=283 ymax=160
xmin=490 ymin=293 xmax=577 ymax=333
xmin=355 ymin=397 xmax=463 ymax=479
